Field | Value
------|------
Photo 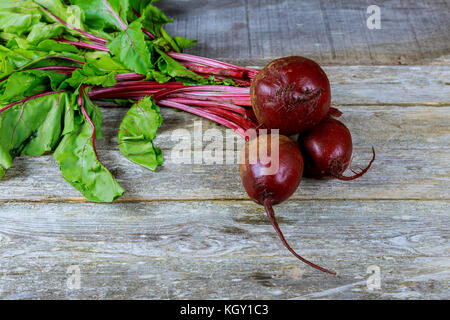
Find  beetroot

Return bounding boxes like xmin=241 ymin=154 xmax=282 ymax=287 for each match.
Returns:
xmin=240 ymin=134 xmax=335 ymax=274
xmin=250 ymin=56 xmax=331 ymax=135
xmin=299 ymin=117 xmax=375 ymax=180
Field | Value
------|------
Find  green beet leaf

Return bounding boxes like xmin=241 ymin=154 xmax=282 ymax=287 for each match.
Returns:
xmin=127 ymin=0 xmax=155 ymax=21
xmin=141 ymin=3 xmax=172 ymax=38
xmin=1 ymin=69 xmax=69 ymax=101
xmin=173 ymin=36 xmax=198 ymax=51
xmin=79 ymin=87 xmax=103 ymax=138
xmin=107 ymin=18 xmax=153 ymax=75
xmin=0 ymin=0 xmax=37 ymax=10
xmin=155 ymin=48 xmax=201 ymax=80
xmin=26 ymin=23 xmax=65 ymax=44
xmin=54 ymin=91 xmax=124 ymax=202
xmin=65 ymin=63 xmax=117 ymax=88
xmin=71 ymin=0 xmax=129 ymax=31
xmin=0 ymin=9 xmax=41 ymax=36
xmin=118 ymin=96 xmax=163 ymax=171
xmin=0 ymin=45 xmax=47 ymax=72
xmin=85 ymin=52 xmax=126 ymax=71
xmin=36 ymin=39 xmax=79 ymax=53
xmin=0 ymin=91 xmax=68 ymax=177
xmin=34 ymin=0 xmax=87 ymax=36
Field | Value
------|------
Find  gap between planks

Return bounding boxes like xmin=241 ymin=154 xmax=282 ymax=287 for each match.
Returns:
xmin=333 ymin=102 xmax=450 ymax=107
xmin=98 ymin=102 xmax=450 ymax=108
xmin=0 ymin=198 xmax=448 ymax=204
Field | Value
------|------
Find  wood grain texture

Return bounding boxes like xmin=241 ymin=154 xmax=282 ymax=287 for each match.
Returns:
xmin=0 ymin=200 xmax=448 ymax=299
xmin=157 ymin=0 xmax=450 ymax=65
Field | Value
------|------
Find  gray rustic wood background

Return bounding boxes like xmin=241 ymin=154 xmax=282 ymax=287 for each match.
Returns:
xmin=0 ymin=0 xmax=449 ymax=299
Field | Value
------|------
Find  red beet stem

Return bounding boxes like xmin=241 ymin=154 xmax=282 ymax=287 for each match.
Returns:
xmin=153 ymin=85 xmax=250 ymax=102
xmin=158 ymin=99 xmax=248 ymax=139
xmin=335 ymin=147 xmax=376 ymax=181
xmin=169 ymin=93 xmax=252 ymax=107
xmin=0 ymin=90 xmax=67 ymax=114
xmin=263 ymin=198 xmax=336 ymax=275
xmin=142 ymin=28 xmax=156 ymax=39
xmin=56 ymin=38 xmax=110 ymax=51
xmin=164 ymin=97 xmax=247 ymax=115
xmin=328 ymin=107 xmax=343 ymax=117
xmin=115 ymin=73 xmax=146 ymax=81
xmin=167 ymin=52 xmax=258 ymax=77
xmin=197 ymin=106 xmax=257 ymax=131
xmin=88 ymin=82 xmax=185 ymax=98
xmin=41 ymin=7 xmax=107 ymax=44
xmin=181 ymin=63 xmax=247 ymax=80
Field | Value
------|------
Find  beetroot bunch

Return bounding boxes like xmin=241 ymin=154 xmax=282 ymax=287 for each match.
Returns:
xmin=240 ymin=56 xmax=375 ymax=274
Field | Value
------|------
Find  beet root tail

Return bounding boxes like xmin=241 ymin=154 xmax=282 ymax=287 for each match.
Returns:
xmin=328 ymin=107 xmax=343 ymax=118
xmin=263 ymin=199 xmax=336 ymax=275
xmin=335 ymin=146 xmax=376 ymax=181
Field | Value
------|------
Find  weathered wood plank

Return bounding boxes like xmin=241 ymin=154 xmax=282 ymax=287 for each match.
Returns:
xmin=0 ymin=200 xmax=447 ymax=299
xmin=0 ymin=104 xmax=448 ymax=201
xmin=324 ymin=66 xmax=450 ymax=106
xmin=158 ymin=0 xmax=450 ymax=65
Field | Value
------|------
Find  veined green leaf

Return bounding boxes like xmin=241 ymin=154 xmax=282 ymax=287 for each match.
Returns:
xmin=0 ymin=45 xmax=84 ymax=80
xmin=0 ymin=45 xmax=46 ymax=71
xmin=34 ymin=0 xmax=86 ymax=34
xmin=145 ymin=69 xmax=171 ymax=83
xmin=84 ymin=53 xmax=128 ymax=73
xmin=34 ymin=0 xmax=69 ymax=20
xmin=127 ymin=0 xmax=155 ymax=21
xmin=71 ymin=0 xmax=129 ymax=31
xmin=0 ymin=69 xmax=68 ymax=101
xmin=0 ymin=0 xmax=36 ymax=10
xmin=80 ymin=87 xmax=102 ymax=138
xmin=141 ymin=4 xmax=197 ymax=53
xmin=54 ymin=120 xmax=125 ymax=202
xmin=0 ymin=91 xmax=68 ymax=178
xmin=0 ymin=9 xmax=41 ymax=35
xmin=36 ymin=39 xmax=79 ymax=53
xmin=141 ymin=3 xmax=171 ymax=38
xmin=26 ymin=23 xmax=64 ymax=44
xmin=107 ymin=18 xmax=152 ymax=75
xmin=155 ymin=48 xmax=200 ymax=80
xmin=173 ymin=36 xmax=198 ymax=51
xmin=118 ymin=96 xmax=163 ymax=171
xmin=54 ymin=91 xmax=124 ymax=202
xmin=65 ymin=62 xmax=117 ymax=88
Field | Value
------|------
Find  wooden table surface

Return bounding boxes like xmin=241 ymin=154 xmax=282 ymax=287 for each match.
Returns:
xmin=0 ymin=0 xmax=449 ymax=299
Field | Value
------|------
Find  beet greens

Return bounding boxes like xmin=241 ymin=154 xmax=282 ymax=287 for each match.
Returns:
xmin=0 ymin=0 xmax=258 ymax=201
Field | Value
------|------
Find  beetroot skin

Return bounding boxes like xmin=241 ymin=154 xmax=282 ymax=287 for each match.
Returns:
xmin=240 ymin=134 xmax=304 ymax=206
xmin=299 ymin=117 xmax=375 ymax=180
xmin=250 ymin=56 xmax=331 ymax=135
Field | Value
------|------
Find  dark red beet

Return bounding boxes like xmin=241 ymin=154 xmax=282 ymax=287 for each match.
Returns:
xmin=240 ymin=134 xmax=335 ymax=274
xmin=299 ymin=117 xmax=375 ymax=180
xmin=250 ymin=56 xmax=331 ymax=135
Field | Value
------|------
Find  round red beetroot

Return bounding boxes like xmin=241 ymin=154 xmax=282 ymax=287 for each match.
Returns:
xmin=250 ymin=56 xmax=331 ymax=135
xmin=299 ymin=117 xmax=375 ymax=180
xmin=239 ymin=134 xmax=335 ymax=274
xmin=239 ymin=134 xmax=303 ymax=206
